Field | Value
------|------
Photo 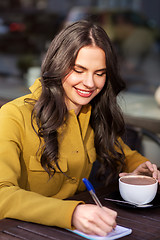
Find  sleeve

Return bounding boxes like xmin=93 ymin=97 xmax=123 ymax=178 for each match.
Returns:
xmin=0 ymin=103 xmax=83 ymax=229
xmin=118 ymin=138 xmax=149 ymax=173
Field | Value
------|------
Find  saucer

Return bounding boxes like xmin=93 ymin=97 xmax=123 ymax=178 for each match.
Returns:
xmin=106 ymin=192 xmax=160 ymax=209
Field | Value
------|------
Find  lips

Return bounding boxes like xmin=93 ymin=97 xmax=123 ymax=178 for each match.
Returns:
xmin=75 ymin=88 xmax=93 ymax=97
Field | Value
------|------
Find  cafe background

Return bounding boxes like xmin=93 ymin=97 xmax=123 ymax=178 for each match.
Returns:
xmin=0 ymin=0 xmax=160 ymax=167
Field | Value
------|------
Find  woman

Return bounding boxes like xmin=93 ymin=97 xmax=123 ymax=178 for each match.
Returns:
xmin=0 ymin=20 xmax=159 ymax=237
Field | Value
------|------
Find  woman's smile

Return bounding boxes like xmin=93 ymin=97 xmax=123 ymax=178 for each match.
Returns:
xmin=74 ymin=87 xmax=94 ymax=97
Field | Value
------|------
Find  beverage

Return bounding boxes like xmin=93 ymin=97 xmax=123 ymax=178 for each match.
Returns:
xmin=120 ymin=176 xmax=156 ymax=185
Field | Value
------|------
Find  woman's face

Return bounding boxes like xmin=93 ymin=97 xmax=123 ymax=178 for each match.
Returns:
xmin=62 ymin=45 xmax=107 ymax=115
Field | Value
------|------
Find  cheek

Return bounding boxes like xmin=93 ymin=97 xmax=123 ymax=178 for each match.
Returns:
xmin=96 ymin=79 xmax=106 ymax=90
xmin=63 ymin=74 xmax=80 ymax=87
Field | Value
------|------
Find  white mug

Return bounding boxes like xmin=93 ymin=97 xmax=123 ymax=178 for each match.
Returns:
xmin=119 ymin=175 xmax=158 ymax=205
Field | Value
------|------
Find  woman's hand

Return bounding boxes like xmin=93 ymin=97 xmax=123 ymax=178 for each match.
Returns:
xmin=72 ymin=204 xmax=117 ymax=236
xmin=119 ymin=161 xmax=160 ymax=183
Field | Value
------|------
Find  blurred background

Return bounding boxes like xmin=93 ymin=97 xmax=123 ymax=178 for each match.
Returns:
xmin=0 ymin=0 xmax=160 ymax=94
xmin=0 ymin=0 xmax=160 ymax=166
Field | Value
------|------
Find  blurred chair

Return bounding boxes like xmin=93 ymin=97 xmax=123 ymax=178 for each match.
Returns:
xmin=123 ymin=124 xmax=160 ymax=172
xmin=123 ymin=124 xmax=160 ymax=154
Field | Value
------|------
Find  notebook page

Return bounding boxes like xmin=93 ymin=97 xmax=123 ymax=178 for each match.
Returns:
xmin=67 ymin=225 xmax=132 ymax=240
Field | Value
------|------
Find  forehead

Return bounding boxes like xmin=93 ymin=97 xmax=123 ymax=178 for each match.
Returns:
xmin=75 ymin=45 xmax=106 ymax=67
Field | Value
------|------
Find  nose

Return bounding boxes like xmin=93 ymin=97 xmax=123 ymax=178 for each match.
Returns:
xmin=82 ymin=73 xmax=95 ymax=88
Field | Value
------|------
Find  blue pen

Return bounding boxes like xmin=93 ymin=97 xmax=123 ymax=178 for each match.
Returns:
xmin=82 ymin=178 xmax=103 ymax=208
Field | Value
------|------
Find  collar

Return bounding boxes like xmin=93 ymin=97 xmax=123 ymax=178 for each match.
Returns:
xmin=29 ymin=78 xmax=42 ymax=99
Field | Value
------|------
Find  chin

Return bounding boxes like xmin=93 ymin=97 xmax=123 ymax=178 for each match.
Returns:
xmin=79 ymin=100 xmax=92 ymax=106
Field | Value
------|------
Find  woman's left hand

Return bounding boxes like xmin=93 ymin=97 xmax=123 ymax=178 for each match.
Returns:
xmin=119 ymin=161 xmax=160 ymax=184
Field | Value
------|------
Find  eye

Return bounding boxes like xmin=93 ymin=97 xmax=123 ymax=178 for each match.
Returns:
xmin=96 ymin=72 xmax=106 ymax=77
xmin=73 ymin=68 xmax=83 ymax=74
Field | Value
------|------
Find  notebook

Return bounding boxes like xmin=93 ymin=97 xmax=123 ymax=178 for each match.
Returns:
xmin=67 ymin=225 xmax=132 ymax=240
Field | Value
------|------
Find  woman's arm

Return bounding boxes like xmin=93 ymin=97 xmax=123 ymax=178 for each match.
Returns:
xmin=0 ymin=102 xmax=82 ymax=229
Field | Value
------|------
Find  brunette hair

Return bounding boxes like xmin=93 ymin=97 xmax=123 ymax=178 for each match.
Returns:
xmin=32 ymin=20 xmax=126 ymax=185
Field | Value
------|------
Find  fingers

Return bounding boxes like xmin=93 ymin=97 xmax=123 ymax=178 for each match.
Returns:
xmin=102 ymin=207 xmax=117 ymax=229
xmin=151 ymin=164 xmax=158 ymax=179
xmin=72 ymin=204 xmax=117 ymax=236
xmin=157 ymin=170 xmax=160 ymax=183
xmin=124 ymin=161 xmax=160 ymax=184
xmin=144 ymin=161 xmax=160 ymax=182
xmin=87 ymin=207 xmax=117 ymax=236
xmin=132 ymin=162 xmax=149 ymax=175
xmin=151 ymin=164 xmax=160 ymax=183
xmin=119 ymin=172 xmax=128 ymax=177
xmin=85 ymin=210 xmax=116 ymax=236
xmin=145 ymin=161 xmax=154 ymax=172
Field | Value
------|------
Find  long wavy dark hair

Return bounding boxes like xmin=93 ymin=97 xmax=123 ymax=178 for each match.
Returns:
xmin=31 ymin=20 xmax=126 ymax=185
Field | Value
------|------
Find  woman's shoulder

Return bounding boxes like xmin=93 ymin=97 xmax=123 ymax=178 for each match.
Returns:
xmin=0 ymin=93 xmax=34 ymax=118
xmin=0 ymin=78 xmax=42 ymax=115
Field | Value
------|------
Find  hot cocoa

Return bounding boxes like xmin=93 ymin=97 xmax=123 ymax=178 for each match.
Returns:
xmin=120 ymin=176 xmax=156 ymax=185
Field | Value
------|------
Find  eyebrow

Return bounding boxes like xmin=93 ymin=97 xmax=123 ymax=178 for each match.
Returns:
xmin=74 ymin=64 xmax=107 ymax=72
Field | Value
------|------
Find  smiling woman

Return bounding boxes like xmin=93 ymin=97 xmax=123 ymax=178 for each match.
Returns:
xmin=0 ymin=20 xmax=160 ymax=237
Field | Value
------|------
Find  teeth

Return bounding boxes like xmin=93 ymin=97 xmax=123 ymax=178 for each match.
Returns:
xmin=77 ymin=89 xmax=91 ymax=94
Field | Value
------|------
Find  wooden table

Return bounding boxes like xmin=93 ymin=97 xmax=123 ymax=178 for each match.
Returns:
xmin=0 ymin=184 xmax=159 ymax=240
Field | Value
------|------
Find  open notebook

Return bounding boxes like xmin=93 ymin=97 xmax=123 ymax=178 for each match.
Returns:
xmin=67 ymin=225 xmax=132 ymax=240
